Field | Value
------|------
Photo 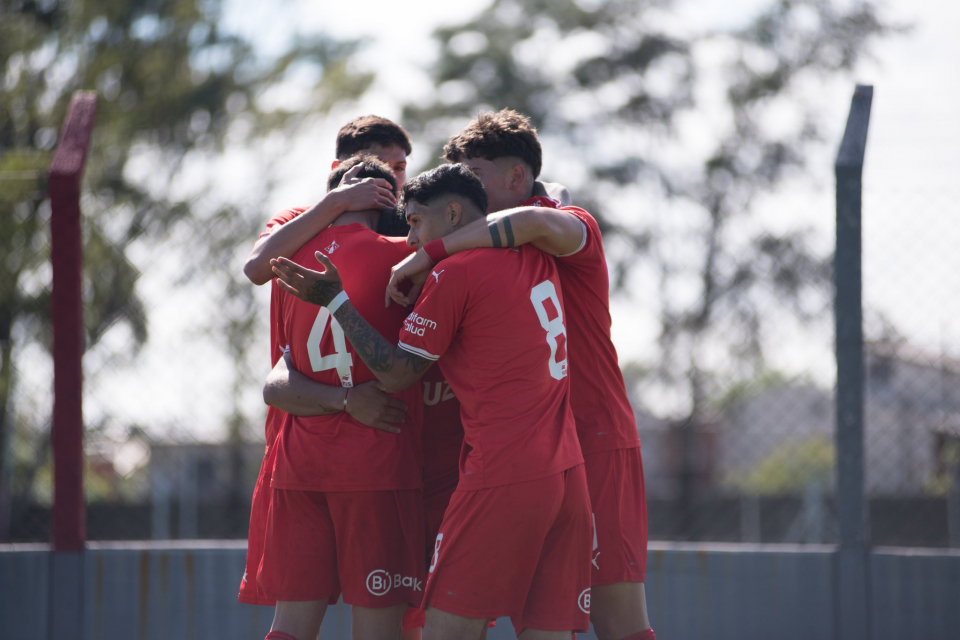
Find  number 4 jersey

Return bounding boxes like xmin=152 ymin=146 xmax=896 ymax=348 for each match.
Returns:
xmin=271 ymin=223 xmax=423 ymax=492
xmin=398 ymin=244 xmax=583 ymax=491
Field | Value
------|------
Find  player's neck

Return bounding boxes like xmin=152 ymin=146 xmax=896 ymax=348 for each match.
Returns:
xmin=332 ymin=210 xmax=379 ymax=229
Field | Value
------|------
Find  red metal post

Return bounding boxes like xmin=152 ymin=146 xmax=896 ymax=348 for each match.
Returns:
xmin=48 ymin=91 xmax=97 ymax=552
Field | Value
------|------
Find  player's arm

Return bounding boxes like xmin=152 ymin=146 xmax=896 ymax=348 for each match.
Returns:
xmin=243 ymin=163 xmax=396 ymax=285
xmin=385 ymin=206 xmax=585 ymax=306
xmin=270 ymin=254 xmax=434 ymax=393
xmin=263 ymin=350 xmax=409 ymax=433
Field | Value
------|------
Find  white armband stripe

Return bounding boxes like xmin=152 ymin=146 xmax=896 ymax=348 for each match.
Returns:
xmin=398 ymin=341 xmax=441 ymax=361
xmin=556 ymin=219 xmax=588 ymax=257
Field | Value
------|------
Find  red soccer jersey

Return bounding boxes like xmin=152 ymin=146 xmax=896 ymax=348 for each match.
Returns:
xmin=522 ymin=196 xmax=640 ymax=455
xmin=419 ymin=365 xmax=463 ymax=501
xmin=271 ymin=223 xmax=423 ymax=491
xmin=398 ymin=244 xmax=583 ymax=490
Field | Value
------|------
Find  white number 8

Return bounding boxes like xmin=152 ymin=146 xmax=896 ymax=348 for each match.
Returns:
xmin=306 ymin=307 xmax=354 ymax=387
xmin=530 ymin=280 xmax=568 ymax=380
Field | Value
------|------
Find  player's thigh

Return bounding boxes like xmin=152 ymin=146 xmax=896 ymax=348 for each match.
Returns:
xmin=270 ymin=599 xmax=329 ymax=640
xmin=352 ymin=602 xmax=408 ymax=640
xmin=327 ymin=489 xmax=425 ymax=608
xmin=590 ymin=581 xmax=651 ymax=640
xmin=517 ymin=464 xmax=592 ymax=633
xmin=584 ymin=447 xmax=648 ymax=585
xmin=422 ymin=607 xmax=488 ymax=640
xmin=517 ymin=629 xmax=573 ymax=640
xmin=425 ymin=476 xmax=565 ymax=621
xmin=259 ymin=489 xmax=340 ymax=601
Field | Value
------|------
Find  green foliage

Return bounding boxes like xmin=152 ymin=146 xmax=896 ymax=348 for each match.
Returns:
xmin=404 ymin=0 xmax=898 ymax=420
xmin=728 ymin=435 xmax=835 ymax=495
xmin=0 ymin=0 xmax=371 ymax=521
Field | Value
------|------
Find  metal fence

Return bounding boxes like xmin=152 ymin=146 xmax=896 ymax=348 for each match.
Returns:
xmin=2 ymin=89 xmax=958 ymax=556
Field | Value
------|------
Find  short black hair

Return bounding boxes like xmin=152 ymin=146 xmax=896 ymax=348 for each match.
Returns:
xmin=443 ymin=109 xmax=542 ymax=178
xmin=401 ymin=164 xmax=488 ymax=216
xmin=336 ymin=115 xmax=412 ymax=159
xmin=327 ymin=154 xmax=397 ymax=196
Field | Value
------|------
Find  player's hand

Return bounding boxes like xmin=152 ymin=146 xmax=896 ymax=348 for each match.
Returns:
xmin=385 ymin=249 xmax=433 ymax=307
xmin=344 ymin=381 xmax=408 ymax=433
xmin=336 ymin=162 xmax=396 ymax=212
xmin=272 ymin=252 xmax=343 ymax=307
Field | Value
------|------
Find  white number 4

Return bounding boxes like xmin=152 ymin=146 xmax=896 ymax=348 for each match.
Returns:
xmin=530 ymin=280 xmax=568 ymax=380
xmin=307 ymin=307 xmax=354 ymax=387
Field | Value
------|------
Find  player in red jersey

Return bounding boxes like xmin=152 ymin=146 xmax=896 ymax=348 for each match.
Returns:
xmin=271 ymin=164 xmax=591 ymax=640
xmin=238 ymin=116 xmax=418 ymax=614
xmin=385 ymin=110 xmax=656 ymax=640
xmin=258 ymin=155 xmax=426 ymax=640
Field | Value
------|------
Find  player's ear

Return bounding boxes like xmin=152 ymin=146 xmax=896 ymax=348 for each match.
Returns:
xmin=331 ymin=159 xmax=340 ymax=170
xmin=509 ymin=163 xmax=526 ymax=191
xmin=446 ymin=201 xmax=463 ymax=228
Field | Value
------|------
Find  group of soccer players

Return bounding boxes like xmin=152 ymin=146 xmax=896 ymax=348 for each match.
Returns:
xmin=238 ymin=112 xmax=656 ymax=640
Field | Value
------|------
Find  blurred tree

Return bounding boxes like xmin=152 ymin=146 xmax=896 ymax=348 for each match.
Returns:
xmin=0 ymin=0 xmax=371 ymax=539
xmin=403 ymin=0 xmax=897 ymax=525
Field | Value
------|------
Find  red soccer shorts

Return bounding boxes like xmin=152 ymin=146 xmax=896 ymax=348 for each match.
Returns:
xmin=423 ymin=465 xmax=592 ymax=632
xmin=584 ymin=446 xmax=649 ymax=585
xmin=258 ymin=488 xmax=424 ymax=608
xmin=239 ymin=444 xmax=277 ymax=605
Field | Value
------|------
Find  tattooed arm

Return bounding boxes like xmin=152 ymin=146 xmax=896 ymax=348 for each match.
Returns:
xmin=385 ymin=206 xmax=586 ymax=306
xmin=271 ymin=252 xmax=435 ymax=392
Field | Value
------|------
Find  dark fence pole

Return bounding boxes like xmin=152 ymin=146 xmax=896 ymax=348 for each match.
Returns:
xmin=834 ymin=84 xmax=873 ymax=640
xmin=48 ymin=90 xmax=97 ymax=640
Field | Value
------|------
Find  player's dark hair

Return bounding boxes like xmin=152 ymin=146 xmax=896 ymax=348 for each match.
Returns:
xmin=326 ymin=154 xmax=397 ymax=196
xmin=443 ymin=108 xmax=542 ymax=178
xmin=401 ymin=164 xmax=488 ymax=216
xmin=336 ymin=115 xmax=412 ymax=159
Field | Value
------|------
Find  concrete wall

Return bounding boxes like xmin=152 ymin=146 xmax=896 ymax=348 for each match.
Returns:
xmin=3 ymin=541 xmax=959 ymax=639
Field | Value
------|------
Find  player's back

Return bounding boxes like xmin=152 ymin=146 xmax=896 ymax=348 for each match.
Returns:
xmin=399 ymin=244 xmax=582 ymax=491
xmin=272 ymin=223 xmax=423 ymax=492
xmin=523 ymin=197 xmax=641 ymax=455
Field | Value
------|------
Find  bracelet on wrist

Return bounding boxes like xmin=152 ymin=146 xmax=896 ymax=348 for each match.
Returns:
xmin=422 ymin=239 xmax=449 ymax=265
xmin=327 ymin=289 xmax=349 ymax=314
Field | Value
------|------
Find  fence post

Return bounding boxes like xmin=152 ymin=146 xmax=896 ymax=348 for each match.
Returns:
xmin=834 ymin=84 xmax=873 ymax=640
xmin=48 ymin=90 xmax=97 ymax=640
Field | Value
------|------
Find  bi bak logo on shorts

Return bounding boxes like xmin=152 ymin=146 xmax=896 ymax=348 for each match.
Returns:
xmin=578 ymin=587 xmax=591 ymax=614
xmin=366 ymin=569 xmax=423 ymax=596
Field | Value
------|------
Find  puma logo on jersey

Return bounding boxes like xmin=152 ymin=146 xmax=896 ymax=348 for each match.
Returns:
xmin=325 ymin=240 xmax=340 ymax=254
xmin=431 ymin=269 xmax=445 ymax=283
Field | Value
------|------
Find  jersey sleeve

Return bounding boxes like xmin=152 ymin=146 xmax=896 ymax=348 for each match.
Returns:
xmin=555 ymin=206 xmax=602 ymax=263
xmin=397 ymin=261 xmax=468 ymax=362
xmin=257 ymin=208 xmax=303 ymax=243
xmin=271 ymin=281 xmax=289 ymax=361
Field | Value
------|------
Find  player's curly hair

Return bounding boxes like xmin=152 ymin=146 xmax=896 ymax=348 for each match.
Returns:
xmin=327 ymin=154 xmax=397 ymax=195
xmin=401 ymin=164 xmax=488 ymax=215
xmin=336 ymin=115 xmax=412 ymax=159
xmin=443 ymin=108 xmax=542 ymax=178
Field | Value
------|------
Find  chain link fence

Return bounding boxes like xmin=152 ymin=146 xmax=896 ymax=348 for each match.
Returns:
xmin=3 ymin=147 xmax=958 ymax=552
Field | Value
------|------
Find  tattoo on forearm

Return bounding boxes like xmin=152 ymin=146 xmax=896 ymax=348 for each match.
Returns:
xmin=333 ymin=305 xmax=394 ymax=372
xmin=502 ymin=217 xmax=515 ymax=247
xmin=308 ymin=280 xmax=343 ymax=306
xmin=332 ymin=304 xmax=432 ymax=383
xmin=489 ymin=220 xmax=502 ymax=248
xmin=488 ymin=218 xmax=516 ymax=249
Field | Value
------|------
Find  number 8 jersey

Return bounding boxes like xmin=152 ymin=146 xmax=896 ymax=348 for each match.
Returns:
xmin=398 ymin=244 xmax=583 ymax=491
xmin=271 ymin=223 xmax=423 ymax=492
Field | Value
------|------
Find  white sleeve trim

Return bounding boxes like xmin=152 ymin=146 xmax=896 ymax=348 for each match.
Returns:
xmin=556 ymin=219 xmax=588 ymax=257
xmin=397 ymin=341 xmax=441 ymax=361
